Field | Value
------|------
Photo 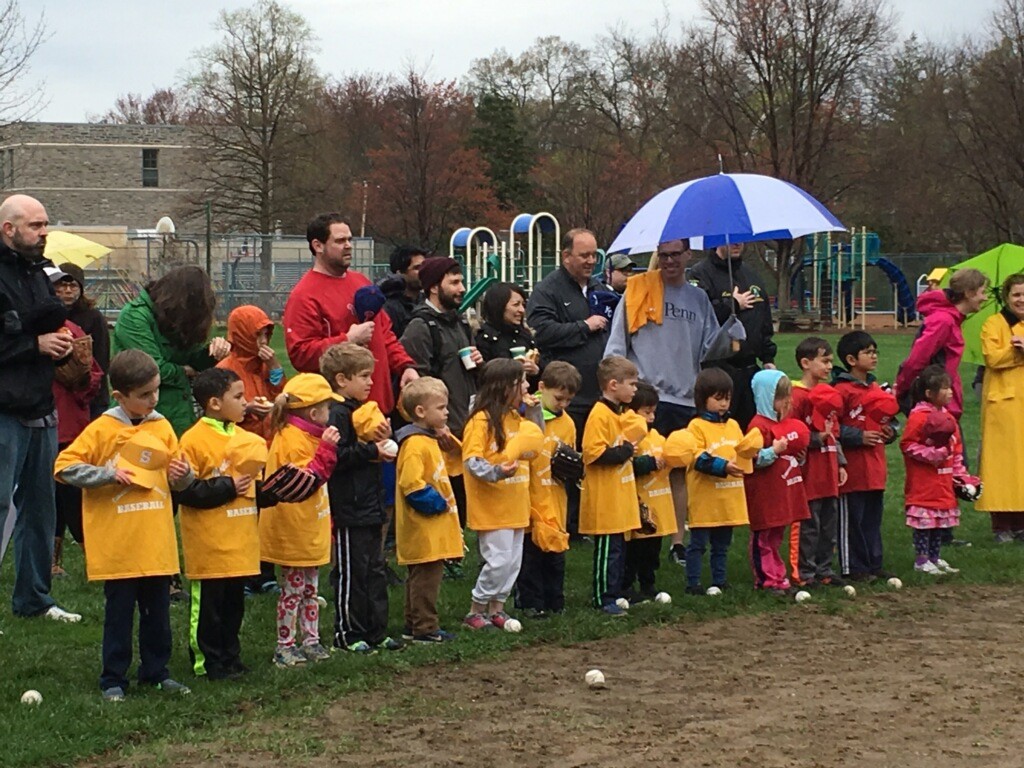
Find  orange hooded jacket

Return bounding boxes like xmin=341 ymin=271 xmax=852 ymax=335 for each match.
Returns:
xmin=217 ymin=305 xmax=286 ymax=443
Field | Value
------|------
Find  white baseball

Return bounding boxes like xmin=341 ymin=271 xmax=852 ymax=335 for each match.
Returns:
xmin=615 ymin=597 xmax=630 ymax=610
xmin=654 ymin=591 xmax=672 ymax=604
xmin=794 ymin=590 xmax=812 ymax=603
xmin=20 ymin=690 xmax=42 ymax=705
xmin=705 ymin=586 xmax=722 ymax=597
xmin=380 ymin=439 xmax=398 ymax=459
xmin=843 ymin=585 xmax=857 ymax=598
xmin=316 ymin=595 xmax=327 ymax=608
xmin=503 ymin=618 xmax=522 ymax=633
xmin=585 ymin=669 xmax=605 ymax=687
xmin=887 ymin=577 xmax=903 ymax=590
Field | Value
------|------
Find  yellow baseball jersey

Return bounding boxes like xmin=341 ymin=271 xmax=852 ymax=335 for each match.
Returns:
xmin=580 ymin=401 xmax=640 ymax=535
xmin=461 ymin=410 xmax=531 ymax=531
xmin=627 ymin=429 xmax=678 ymax=540
xmin=259 ymin=424 xmax=331 ymax=567
xmin=395 ymin=433 xmax=463 ymax=565
xmin=685 ymin=418 xmax=750 ymax=528
xmin=177 ymin=420 xmax=261 ymax=580
xmin=54 ymin=414 xmax=180 ymax=581
xmin=529 ymin=410 xmax=577 ymax=530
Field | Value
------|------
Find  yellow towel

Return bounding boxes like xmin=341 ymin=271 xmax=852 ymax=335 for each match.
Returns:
xmin=625 ymin=269 xmax=664 ymax=334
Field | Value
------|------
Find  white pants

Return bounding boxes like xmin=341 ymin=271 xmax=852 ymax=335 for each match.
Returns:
xmin=471 ymin=528 xmax=525 ymax=604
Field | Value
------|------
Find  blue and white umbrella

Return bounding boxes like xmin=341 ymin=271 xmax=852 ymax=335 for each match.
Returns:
xmin=608 ymin=172 xmax=845 ymax=255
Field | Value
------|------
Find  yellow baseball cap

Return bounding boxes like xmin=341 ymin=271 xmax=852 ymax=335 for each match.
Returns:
xmin=352 ymin=401 xmax=388 ymax=442
xmin=504 ymin=420 xmax=545 ymax=462
xmin=283 ymin=373 xmax=344 ymax=409
xmin=734 ymin=428 xmax=765 ymax=474
xmin=663 ymin=429 xmax=697 ymax=469
xmin=116 ymin=431 xmax=170 ymax=489
xmin=621 ymin=411 xmax=649 ymax=445
xmin=226 ymin=430 xmax=269 ymax=498
xmin=927 ymin=267 xmax=949 ymax=284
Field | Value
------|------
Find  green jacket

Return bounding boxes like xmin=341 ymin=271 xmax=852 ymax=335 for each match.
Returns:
xmin=111 ymin=289 xmax=214 ymax=436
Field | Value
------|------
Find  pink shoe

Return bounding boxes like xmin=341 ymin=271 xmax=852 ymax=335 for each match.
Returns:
xmin=462 ymin=612 xmax=493 ymax=631
xmin=489 ymin=611 xmax=516 ymax=630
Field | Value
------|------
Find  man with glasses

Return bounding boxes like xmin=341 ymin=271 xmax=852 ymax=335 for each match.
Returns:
xmin=605 ymin=238 xmax=733 ymax=565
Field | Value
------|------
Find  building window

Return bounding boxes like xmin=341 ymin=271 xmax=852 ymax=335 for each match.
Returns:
xmin=142 ymin=148 xmax=159 ymax=187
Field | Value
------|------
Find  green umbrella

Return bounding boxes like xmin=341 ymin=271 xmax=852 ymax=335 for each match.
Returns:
xmin=942 ymin=243 xmax=1024 ymax=365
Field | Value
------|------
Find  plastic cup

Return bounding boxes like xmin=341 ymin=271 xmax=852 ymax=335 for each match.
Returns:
xmin=459 ymin=347 xmax=477 ymax=370
xmin=509 ymin=346 xmax=527 ymax=359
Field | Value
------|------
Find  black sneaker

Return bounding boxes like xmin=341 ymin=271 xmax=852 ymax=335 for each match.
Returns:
xmin=375 ymin=636 xmax=405 ymax=651
xmin=670 ymin=544 xmax=686 ymax=565
xmin=685 ymin=585 xmax=704 ymax=596
xmin=521 ymin=608 xmax=549 ymax=620
xmin=401 ymin=626 xmax=414 ymax=641
xmin=820 ymin=575 xmax=848 ymax=587
xmin=848 ymin=572 xmax=877 ymax=583
xmin=413 ymin=629 xmax=456 ymax=643
xmin=711 ymin=581 xmax=730 ymax=591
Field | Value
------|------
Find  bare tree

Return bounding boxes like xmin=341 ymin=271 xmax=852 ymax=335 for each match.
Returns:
xmin=0 ymin=1 xmax=46 ymax=125
xmin=184 ymin=0 xmax=321 ymax=288
xmin=96 ymin=88 xmax=191 ymax=125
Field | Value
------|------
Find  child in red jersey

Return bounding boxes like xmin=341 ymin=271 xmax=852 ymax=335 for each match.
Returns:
xmin=788 ymin=337 xmax=848 ymax=588
xmin=833 ymin=331 xmax=900 ymax=582
xmin=745 ymin=370 xmax=810 ymax=594
xmin=901 ymin=365 xmax=980 ymax=575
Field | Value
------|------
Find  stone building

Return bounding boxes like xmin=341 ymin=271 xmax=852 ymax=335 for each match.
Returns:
xmin=0 ymin=122 xmax=205 ymax=229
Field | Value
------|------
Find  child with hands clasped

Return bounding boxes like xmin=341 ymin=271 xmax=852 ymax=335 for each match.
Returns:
xmin=319 ymin=342 xmax=403 ymax=653
xmin=683 ymin=368 xmax=760 ymax=596
xmin=788 ymin=337 xmax=848 ymax=588
xmin=175 ymin=368 xmax=268 ymax=680
xmin=394 ymin=377 xmax=464 ymax=643
xmin=54 ymin=349 xmax=195 ymax=701
xmin=260 ymin=373 xmax=341 ymax=667
xmin=461 ymin=358 xmax=541 ymax=631
xmin=744 ymin=370 xmax=811 ymax=594
xmin=580 ymin=355 xmax=645 ymax=616
xmin=901 ymin=365 xmax=980 ymax=575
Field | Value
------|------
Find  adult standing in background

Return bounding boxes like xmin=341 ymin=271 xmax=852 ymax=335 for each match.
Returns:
xmin=976 ymin=274 xmax=1024 ymax=541
xmin=112 ymin=265 xmax=230 ymax=437
xmin=688 ymin=243 xmax=777 ymax=429
xmin=476 ymin=281 xmax=539 ymax=377
xmin=605 ymin=238 xmax=733 ymax=565
xmin=380 ymin=245 xmax=427 ymax=338
xmin=605 ymin=253 xmax=636 ymax=295
xmin=52 ymin=263 xmax=111 ymax=419
xmin=527 ymin=229 xmax=609 ymax=536
xmin=284 ymin=213 xmax=418 ymax=414
xmin=0 ymin=194 xmax=81 ymax=624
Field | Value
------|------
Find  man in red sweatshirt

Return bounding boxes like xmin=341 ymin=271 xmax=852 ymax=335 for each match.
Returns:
xmin=284 ymin=213 xmax=417 ymax=414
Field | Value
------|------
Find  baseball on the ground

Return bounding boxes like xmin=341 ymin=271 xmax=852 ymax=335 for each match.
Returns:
xmin=316 ymin=595 xmax=327 ymax=608
xmin=585 ymin=669 xmax=605 ymax=687
xmin=794 ymin=590 xmax=812 ymax=603
xmin=705 ymin=586 xmax=722 ymax=597
xmin=887 ymin=577 xmax=903 ymax=590
xmin=654 ymin=592 xmax=672 ymax=604
xmin=503 ymin=618 xmax=522 ymax=633
xmin=844 ymin=585 xmax=857 ymax=597
xmin=615 ymin=597 xmax=630 ymax=610
xmin=380 ymin=439 xmax=398 ymax=459
xmin=20 ymin=690 xmax=42 ymax=705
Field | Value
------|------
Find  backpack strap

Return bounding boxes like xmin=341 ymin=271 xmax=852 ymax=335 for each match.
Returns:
xmin=425 ymin=318 xmax=444 ymax=379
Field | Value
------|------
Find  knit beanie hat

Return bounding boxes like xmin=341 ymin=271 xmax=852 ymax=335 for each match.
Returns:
xmin=418 ymin=256 xmax=460 ymax=294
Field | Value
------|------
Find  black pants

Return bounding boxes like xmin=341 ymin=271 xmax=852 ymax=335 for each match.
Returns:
xmin=54 ymin=477 xmax=84 ymax=543
xmin=566 ymin=404 xmax=591 ymax=537
xmin=624 ymin=536 xmax=662 ymax=595
xmin=188 ymin=576 xmax=247 ymax=679
xmin=709 ymin=361 xmax=759 ymax=431
xmin=332 ymin=524 xmax=389 ymax=648
xmin=450 ymin=473 xmax=468 ymax=530
xmin=101 ymin=576 xmax=172 ymax=691
xmin=838 ymin=490 xmax=884 ymax=576
xmin=592 ymin=533 xmax=626 ymax=608
xmin=515 ymin=535 xmax=566 ymax=612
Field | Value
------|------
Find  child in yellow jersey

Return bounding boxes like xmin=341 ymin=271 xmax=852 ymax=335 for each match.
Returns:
xmin=54 ymin=350 xmax=194 ymax=702
xmin=261 ymin=374 xmax=341 ymax=668
xmin=174 ymin=368 xmax=265 ymax=680
xmin=581 ymin=355 xmax=641 ymax=616
xmin=624 ymin=380 xmax=678 ymax=603
xmin=684 ymin=368 xmax=753 ymax=595
xmin=461 ymin=358 xmax=540 ymax=631
xmin=515 ymin=361 xmax=581 ymax=618
xmin=393 ymin=377 xmax=463 ymax=643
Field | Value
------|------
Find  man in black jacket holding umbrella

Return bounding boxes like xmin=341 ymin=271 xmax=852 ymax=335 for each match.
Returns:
xmin=688 ymin=243 xmax=777 ymax=429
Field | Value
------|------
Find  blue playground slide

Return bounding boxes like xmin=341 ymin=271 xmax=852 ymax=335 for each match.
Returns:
xmin=789 ymin=256 xmax=917 ymax=322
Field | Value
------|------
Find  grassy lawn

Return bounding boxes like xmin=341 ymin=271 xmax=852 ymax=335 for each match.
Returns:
xmin=0 ymin=330 xmax=1010 ymax=767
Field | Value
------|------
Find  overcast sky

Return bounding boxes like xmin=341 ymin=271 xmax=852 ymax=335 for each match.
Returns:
xmin=28 ymin=0 xmax=1000 ymax=122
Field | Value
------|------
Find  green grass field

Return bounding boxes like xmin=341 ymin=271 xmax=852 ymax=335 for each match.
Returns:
xmin=0 ymin=331 xmax=1011 ymax=767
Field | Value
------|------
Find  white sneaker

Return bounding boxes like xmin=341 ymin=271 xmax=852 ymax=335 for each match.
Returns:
xmin=936 ymin=559 xmax=960 ymax=574
xmin=44 ymin=605 xmax=82 ymax=623
xmin=914 ymin=561 xmax=943 ymax=576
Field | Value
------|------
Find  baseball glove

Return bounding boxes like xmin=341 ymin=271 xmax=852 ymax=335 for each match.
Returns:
xmin=550 ymin=441 xmax=584 ymax=486
xmin=53 ymin=334 xmax=94 ymax=390
xmin=637 ymin=501 xmax=657 ymax=536
xmin=258 ymin=463 xmax=321 ymax=506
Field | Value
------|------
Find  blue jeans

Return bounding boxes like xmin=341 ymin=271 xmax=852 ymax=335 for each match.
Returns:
xmin=0 ymin=413 xmax=58 ymax=616
xmin=685 ymin=526 xmax=734 ymax=588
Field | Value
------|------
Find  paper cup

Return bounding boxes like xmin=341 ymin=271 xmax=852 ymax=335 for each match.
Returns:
xmin=509 ymin=346 xmax=527 ymax=359
xmin=459 ymin=347 xmax=477 ymax=370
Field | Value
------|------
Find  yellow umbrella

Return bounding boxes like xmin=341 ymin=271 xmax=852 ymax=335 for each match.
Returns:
xmin=44 ymin=230 xmax=112 ymax=268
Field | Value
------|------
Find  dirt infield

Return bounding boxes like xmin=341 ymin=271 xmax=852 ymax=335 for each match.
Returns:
xmin=104 ymin=584 xmax=1024 ymax=768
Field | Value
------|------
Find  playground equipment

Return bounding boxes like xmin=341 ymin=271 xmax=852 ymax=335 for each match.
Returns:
xmin=791 ymin=229 xmax=917 ymax=328
xmin=450 ymin=213 xmax=560 ymax=312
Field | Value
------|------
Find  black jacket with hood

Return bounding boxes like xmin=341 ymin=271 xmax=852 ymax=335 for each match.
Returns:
xmin=325 ymin=398 xmax=387 ymax=527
